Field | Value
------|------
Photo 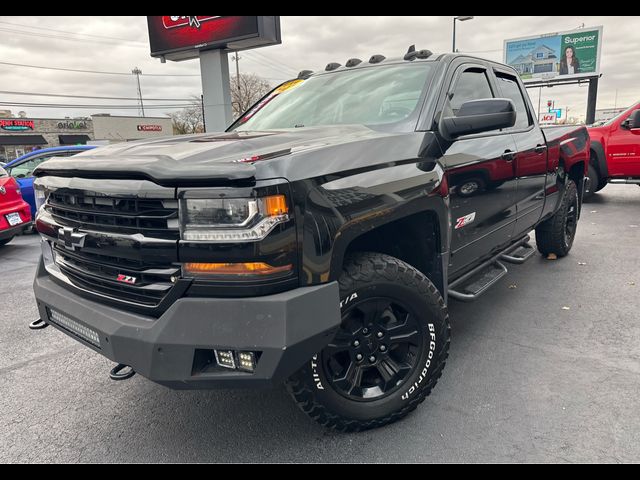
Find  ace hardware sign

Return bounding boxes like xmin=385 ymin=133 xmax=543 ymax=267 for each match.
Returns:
xmin=147 ymin=16 xmax=281 ymax=61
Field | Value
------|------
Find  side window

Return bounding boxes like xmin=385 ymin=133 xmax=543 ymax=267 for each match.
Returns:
xmin=449 ymin=68 xmax=494 ymax=115
xmin=10 ymin=155 xmax=53 ymax=178
xmin=495 ymin=72 xmax=531 ymax=130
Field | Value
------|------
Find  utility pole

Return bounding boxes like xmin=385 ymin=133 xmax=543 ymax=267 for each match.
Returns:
xmin=132 ymin=67 xmax=145 ymax=117
xmin=231 ymin=53 xmax=241 ymax=114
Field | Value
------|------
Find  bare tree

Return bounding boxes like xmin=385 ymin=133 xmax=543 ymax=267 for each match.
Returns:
xmin=169 ymin=73 xmax=271 ymax=134
xmin=169 ymin=95 xmax=204 ymax=135
xmin=231 ymin=73 xmax=272 ymax=119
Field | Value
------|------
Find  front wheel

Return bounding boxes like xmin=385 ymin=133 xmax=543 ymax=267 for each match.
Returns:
xmin=583 ymin=165 xmax=599 ymax=200
xmin=535 ymin=179 xmax=579 ymax=257
xmin=286 ymin=252 xmax=450 ymax=432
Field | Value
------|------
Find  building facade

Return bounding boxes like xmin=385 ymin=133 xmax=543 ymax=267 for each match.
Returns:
xmin=0 ymin=114 xmax=174 ymax=162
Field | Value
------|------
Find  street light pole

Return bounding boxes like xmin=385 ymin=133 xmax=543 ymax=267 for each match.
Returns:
xmin=452 ymin=16 xmax=474 ymax=52
xmin=132 ymin=67 xmax=145 ymax=118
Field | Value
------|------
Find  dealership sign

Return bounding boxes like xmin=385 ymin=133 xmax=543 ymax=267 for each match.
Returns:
xmin=147 ymin=16 xmax=281 ymax=61
xmin=504 ymin=26 xmax=603 ymax=83
xmin=1 ymin=119 xmax=34 ymax=131
xmin=137 ymin=124 xmax=163 ymax=132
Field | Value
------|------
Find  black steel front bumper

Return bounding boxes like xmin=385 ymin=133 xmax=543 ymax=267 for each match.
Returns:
xmin=33 ymin=259 xmax=341 ymax=389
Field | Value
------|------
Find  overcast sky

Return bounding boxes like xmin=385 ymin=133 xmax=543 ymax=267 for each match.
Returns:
xmin=0 ymin=16 xmax=637 ymax=123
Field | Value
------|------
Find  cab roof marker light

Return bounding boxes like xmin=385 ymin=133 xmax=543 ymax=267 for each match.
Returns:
xmin=369 ymin=54 xmax=386 ymax=64
xmin=325 ymin=62 xmax=341 ymax=71
xmin=345 ymin=58 xmax=362 ymax=67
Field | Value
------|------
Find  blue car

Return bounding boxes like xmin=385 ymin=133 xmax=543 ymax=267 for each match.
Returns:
xmin=4 ymin=145 xmax=95 ymax=217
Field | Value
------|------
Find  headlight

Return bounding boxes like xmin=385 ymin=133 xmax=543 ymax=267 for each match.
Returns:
xmin=34 ymin=185 xmax=48 ymax=215
xmin=179 ymin=194 xmax=289 ymax=242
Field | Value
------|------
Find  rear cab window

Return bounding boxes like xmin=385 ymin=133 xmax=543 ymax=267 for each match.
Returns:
xmin=494 ymin=71 xmax=532 ymax=130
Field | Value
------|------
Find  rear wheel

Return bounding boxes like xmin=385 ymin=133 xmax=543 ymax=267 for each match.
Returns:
xmin=286 ymin=252 xmax=450 ymax=432
xmin=535 ymin=179 xmax=579 ymax=257
xmin=583 ymin=164 xmax=599 ymax=200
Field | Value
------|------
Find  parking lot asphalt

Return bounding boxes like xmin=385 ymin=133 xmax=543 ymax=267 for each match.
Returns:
xmin=0 ymin=184 xmax=638 ymax=463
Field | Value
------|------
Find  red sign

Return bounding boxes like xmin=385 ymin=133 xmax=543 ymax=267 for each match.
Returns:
xmin=1 ymin=119 xmax=35 ymax=131
xmin=147 ymin=16 xmax=281 ymax=61
xmin=137 ymin=125 xmax=163 ymax=132
xmin=162 ymin=16 xmax=220 ymax=30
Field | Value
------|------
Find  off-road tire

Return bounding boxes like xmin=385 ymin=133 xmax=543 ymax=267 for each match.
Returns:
xmin=286 ymin=252 xmax=450 ymax=432
xmin=583 ymin=164 xmax=599 ymax=200
xmin=535 ymin=179 xmax=579 ymax=257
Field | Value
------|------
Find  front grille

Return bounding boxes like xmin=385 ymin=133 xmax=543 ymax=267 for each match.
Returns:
xmin=53 ymin=244 xmax=179 ymax=307
xmin=44 ymin=188 xmax=180 ymax=310
xmin=47 ymin=191 xmax=179 ymax=240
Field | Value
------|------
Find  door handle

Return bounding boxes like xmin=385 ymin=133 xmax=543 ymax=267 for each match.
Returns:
xmin=501 ymin=150 xmax=516 ymax=161
xmin=534 ymin=144 xmax=547 ymax=154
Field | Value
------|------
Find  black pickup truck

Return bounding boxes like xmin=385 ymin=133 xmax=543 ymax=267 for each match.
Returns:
xmin=31 ymin=50 xmax=589 ymax=432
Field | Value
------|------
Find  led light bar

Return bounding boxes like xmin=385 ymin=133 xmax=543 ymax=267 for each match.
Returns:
xmin=48 ymin=308 xmax=101 ymax=348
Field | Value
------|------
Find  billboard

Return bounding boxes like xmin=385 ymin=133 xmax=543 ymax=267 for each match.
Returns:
xmin=147 ymin=16 xmax=281 ymax=61
xmin=504 ymin=26 xmax=603 ymax=83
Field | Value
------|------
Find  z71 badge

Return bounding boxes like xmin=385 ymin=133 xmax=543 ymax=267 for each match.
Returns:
xmin=455 ymin=212 xmax=476 ymax=230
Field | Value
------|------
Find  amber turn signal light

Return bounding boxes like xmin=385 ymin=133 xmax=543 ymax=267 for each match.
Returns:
xmin=183 ymin=262 xmax=293 ymax=276
xmin=262 ymin=195 xmax=288 ymax=217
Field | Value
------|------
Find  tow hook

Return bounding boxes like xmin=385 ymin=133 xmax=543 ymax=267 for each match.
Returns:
xmin=109 ymin=363 xmax=136 ymax=381
xmin=29 ymin=318 xmax=49 ymax=330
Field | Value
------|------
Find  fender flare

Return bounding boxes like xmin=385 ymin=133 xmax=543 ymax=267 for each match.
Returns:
xmin=590 ymin=140 xmax=608 ymax=179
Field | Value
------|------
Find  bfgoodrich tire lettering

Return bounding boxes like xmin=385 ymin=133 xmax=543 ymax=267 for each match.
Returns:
xmin=286 ymin=252 xmax=450 ymax=432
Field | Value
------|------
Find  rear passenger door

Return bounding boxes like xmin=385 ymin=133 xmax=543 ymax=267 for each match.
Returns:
xmin=493 ymin=69 xmax=548 ymax=237
xmin=439 ymin=63 xmax=518 ymax=275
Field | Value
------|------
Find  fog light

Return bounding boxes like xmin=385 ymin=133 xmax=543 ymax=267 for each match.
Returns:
xmin=214 ymin=350 xmax=236 ymax=369
xmin=237 ymin=351 xmax=256 ymax=372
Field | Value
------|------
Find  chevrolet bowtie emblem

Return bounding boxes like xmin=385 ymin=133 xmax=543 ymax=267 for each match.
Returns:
xmin=58 ymin=227 xmax=86 ymax=251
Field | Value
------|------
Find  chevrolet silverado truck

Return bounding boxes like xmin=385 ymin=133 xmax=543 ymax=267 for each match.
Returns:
xmin=585 ymin=100 xmax=640 ymax=198
xmin=31 ymin=50 xmax=589 ymax=432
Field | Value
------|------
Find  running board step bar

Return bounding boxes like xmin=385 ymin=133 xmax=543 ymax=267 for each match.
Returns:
xmin=448 ymin=235 xmax=533 ymax=302
xmin=501 ymin=242 xmax=536 ymax=264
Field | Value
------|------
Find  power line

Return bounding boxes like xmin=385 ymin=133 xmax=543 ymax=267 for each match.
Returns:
xmin=0 ymin=101 xmax=189 ymax=110
xmin=0 ymin=60 xmax=200 ymax=77
xmin=0 ymin=20 xmax=147 ymax=45
xmin=0 ymin=26 xmax=139 ymax=48
xmin=0 ymin=90 xmax=196 ymax=102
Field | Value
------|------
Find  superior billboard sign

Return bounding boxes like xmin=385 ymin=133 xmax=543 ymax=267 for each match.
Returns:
xmin=147 ymin=16 xmax=281 ymax=61
xmin=504 ymin=26 xmax=603 ymax=83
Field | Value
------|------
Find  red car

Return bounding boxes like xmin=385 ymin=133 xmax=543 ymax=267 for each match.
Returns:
xmin=586 ymin=101 xmax=640 ymax=198
xmin=0 ymin=165 xmax=32 ymax=247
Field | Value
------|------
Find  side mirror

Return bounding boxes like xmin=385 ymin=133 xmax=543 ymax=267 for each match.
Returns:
xmin=441 ymin=98 xmax=516 ymax=139
xmin=622 ymin=110 xmax=640 ymax=130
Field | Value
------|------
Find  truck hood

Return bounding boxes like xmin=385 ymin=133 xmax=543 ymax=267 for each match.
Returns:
xmin=34 ymin=125 xmax=404 ymax=187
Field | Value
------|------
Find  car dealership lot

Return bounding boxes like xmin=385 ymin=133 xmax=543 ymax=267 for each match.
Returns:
xmin=0 ymin=184 xmax=638 ymax=463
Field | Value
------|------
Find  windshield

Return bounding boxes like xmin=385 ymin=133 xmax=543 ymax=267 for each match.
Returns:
xmin=233 ymin=63 xmax=434 ymax=132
